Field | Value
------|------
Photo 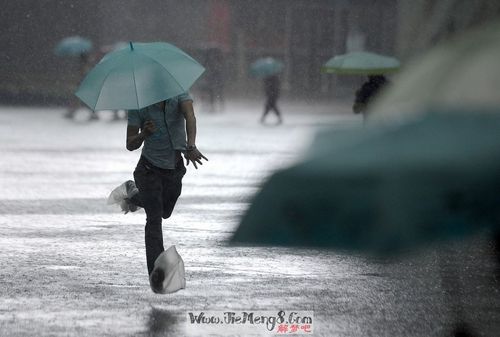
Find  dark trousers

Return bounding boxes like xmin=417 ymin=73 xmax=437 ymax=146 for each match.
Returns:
xmin=262 ymin=96 xmax=282 ymax=121
xmin=130 ymin=155 xmax=186 ymax=275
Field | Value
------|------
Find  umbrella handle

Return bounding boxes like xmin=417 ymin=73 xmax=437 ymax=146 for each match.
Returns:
xmin=129 ymin=42 xmax=134 ymax=51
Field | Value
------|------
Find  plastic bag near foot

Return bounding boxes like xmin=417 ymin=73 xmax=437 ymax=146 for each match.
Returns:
xmin=149 ymin=245 xmax=186 ymax=294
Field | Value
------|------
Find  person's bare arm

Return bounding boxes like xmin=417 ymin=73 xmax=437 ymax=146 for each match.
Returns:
xmin=126 ymin=121 xmax=156 ymax=151
xmin=181 ymin=100 xmax=208 ymax=169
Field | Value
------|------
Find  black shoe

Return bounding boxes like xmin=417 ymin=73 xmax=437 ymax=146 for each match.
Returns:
xmin=124 ymin=198 xmax=138 ymax=213
xmin=124 ymin=180 xmax=138 ymax=197
xmin=150 ymin=268 xmax=165 ymax=293
xmin=123 ymin=180 xmax=139 ymax=213
xmin=109 ymin=180 xmax=139 ymax=214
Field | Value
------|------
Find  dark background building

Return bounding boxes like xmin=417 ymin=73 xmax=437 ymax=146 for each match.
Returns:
xmin=2 ymin=0 xmax=499 ymax=106
xmin=0 ymin=0 xmax=400 ymax=105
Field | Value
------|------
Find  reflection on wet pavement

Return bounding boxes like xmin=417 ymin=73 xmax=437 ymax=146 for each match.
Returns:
xmin=144 ymin=307 xmax=178 ymax=337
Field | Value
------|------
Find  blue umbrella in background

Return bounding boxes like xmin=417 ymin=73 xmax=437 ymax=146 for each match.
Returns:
xmin=249 ymin=57 xmax=284 ymax=78
xmin=54 ymin=36 xmax=93 ymax=56
xmin=231 ymin=111 xmax=500 ymax=255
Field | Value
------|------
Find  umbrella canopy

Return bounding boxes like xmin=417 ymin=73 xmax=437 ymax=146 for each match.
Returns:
xmin=321 ymin=51 xmax=400 ymax=75
xmin=249 ymin=57 xmax=284 ymax=78
xmin=231 ymin=111 xmax=500 ymax=255
xmin=54 ymin=36 xmax=93 ymax=56
xmin=75 ymin=42 xmax=205 ymax=111
xmin=369 ymin=21 xmax=500 ymax=121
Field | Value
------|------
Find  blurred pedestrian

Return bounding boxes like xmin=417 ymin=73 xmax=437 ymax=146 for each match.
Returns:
xmin=352 ymin=75 xmax=388 ymax=120
xmin=260 ymin=74 xmax=283 ymax=124
xmin=64 ymin=52 xmax=94 ymax=119
xmin=64 ymin=52 xmax=102 ymax=121
xmin=203 ymin=47 xmax=225 ymax=112
xmin=109 ymin=93 xmax=208 ymax=291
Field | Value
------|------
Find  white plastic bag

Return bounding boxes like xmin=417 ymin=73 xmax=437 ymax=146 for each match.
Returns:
xmin=107 ymin=182 xmax=128 ymax=205
xmin=149 ymin=245 xmax=186 ymax=294
xmin=107 ymin=180 xmax=140 ymax=214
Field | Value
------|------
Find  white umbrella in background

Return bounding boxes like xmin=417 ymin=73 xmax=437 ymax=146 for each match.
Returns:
xmin=321 ymin=51 xmax=400 ymax=75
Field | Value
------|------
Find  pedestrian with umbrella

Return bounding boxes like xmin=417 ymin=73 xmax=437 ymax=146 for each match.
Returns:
xmin=250 ymin=57 xmax=284 ymax=125
xmin=202 ymin=46 xmax=225 ymax=112
xmin=322 ymin=51 xmax=399 ymax=120
xmin=76 ymin=42 xmax=208 ymax=293
xmin=54 ymin=36 xmax=95 ymax=120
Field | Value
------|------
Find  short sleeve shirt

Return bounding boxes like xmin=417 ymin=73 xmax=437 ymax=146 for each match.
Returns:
xmin=128 ymin=93 xmax=192 ymax=169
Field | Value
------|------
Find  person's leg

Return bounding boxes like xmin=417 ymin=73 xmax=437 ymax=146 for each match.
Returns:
xmin=161 ymin=158 xmax=186 ymax=219
xmin=266 ymin=96 xmax=282 ymax=124
xmin=134 ymin=159 xmax=164 ymax=275
xmin=112 ymin=110 xmax=122 ymax=121
xmin=64 ymin=95 xmax=79 ymax=119
xmin=88 ymin=111 xmax=99 ymax=121
xmin=150 ymin=268 xmax=165 ymax=293
xmin=261 ymin=98 xmax=272 ymax=123
xmin=128 ymin=183 xmax=143 ymax=209
xmin=64 ymin=108 xmax=76 ymax=119
xmin=271 ymin=98 xmax=282 ymax=124
xmin=107 ymin=180 xmax=140 ymax=213
xmin=121 ymin=181 xmax=139 ymax=213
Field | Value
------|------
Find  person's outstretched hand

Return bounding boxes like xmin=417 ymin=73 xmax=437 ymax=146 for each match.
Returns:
xmin=185 ymin=147 xmax=208 ymax=169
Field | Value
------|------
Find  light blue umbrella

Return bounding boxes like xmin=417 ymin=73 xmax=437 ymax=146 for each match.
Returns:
xmin=54 ymin=36 xmax=93 ymax=56
xmin=249 ymin=57 xmax=284 ymax=78
xmin=322 ymin=51 xmax=400 ymax=75
xmin=75 ymin=42 xmax=205 ymax=111
xmin=231 ymin=111 xmax=500 ymax=254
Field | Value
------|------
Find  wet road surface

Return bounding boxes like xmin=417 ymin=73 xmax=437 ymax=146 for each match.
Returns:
xmin=0 ymin=101 xmax=499 ymax=336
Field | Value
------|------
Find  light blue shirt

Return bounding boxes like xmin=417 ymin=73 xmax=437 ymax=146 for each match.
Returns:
xmin=128 ymin=93 xmax=192 ymax=169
